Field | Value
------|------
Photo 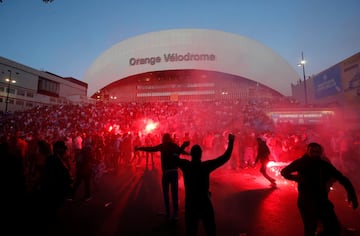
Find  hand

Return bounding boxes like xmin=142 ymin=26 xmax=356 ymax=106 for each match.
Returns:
xmin=348 ymin=195 xmax=358 ymax=209
xmin=180 ymin=141 xmax=190 ymax=150
xmin=183 ymin=141 xmax=190 ymax=147
xmin=228 ymin=133 xmax=235 ymax=141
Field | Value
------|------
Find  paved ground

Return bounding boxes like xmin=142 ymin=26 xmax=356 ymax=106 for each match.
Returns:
xmin=51 ymin=159 xmax=360 ymax=236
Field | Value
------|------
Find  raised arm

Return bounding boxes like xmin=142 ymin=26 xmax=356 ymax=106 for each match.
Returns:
xmin=223 ymin=134 xmax=235 ymax=160
xmin=178 ymin=141 xmax=190 ymax=155
xmin=206 ymin=133 xmax=235 ymax=171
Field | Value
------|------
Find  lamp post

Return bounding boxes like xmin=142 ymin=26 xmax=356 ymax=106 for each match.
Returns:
xmin=5 ymin=69 xmax=17 ymax=113
xmin=297 ymin=52 xmax=308 ymax=105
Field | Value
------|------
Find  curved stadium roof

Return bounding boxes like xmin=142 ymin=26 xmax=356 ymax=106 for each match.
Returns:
xmin=84 ymin=29 xmax=299 ymax=97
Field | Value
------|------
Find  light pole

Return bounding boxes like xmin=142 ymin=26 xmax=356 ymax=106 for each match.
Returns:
xmin=5 ymin=69 xmax=17 ymax=113
xmin=298 ymin=52 xmax=308 ymax=105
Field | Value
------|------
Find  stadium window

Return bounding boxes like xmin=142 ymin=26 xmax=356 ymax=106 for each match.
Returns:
xmin=17 ymin=89 xmax=25 ymax=96
xmin=16 ymin=100 xmax=24 ymax=105
xmin=26 ymin=92 xmax=34 ymax=97
xmin=38 ymin=77 xmax=60 ymax=97
xmin=6 ymin=87 xmax=15 ymax=94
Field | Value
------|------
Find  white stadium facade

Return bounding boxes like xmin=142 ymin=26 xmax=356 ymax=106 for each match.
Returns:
xmin=1 ymin=29 xmax=358 ymax=129
xmin=84 ymin=29 xmax=299 ymax=102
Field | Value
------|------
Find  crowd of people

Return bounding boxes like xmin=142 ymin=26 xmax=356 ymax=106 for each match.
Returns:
xmin=0 ymin=97 xmax=359 ymax=235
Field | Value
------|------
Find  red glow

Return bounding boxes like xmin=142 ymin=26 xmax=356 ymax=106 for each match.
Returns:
xmin=267 ymin=161 xmax=289 ymax=177
xmin=145 ymin=121 xmax=158 ymax=133
xmin=106 ymin=124 xmax=121 ymax=134
xmin=267 ymin=161 xmax=288 ymax=168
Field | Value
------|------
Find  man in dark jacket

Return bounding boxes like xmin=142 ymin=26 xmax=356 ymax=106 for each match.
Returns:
xmin=281 ymin=142 xmax=358 ymax=236
xmin=176 ymin=133 xmax=235 ymax=236
xmin=255 ymin=137 xmax=276 ymax=187
xmin=135 ymin=133 xmax=188 ymax=220
xmin=42 ymin=141 xmax=72 ymax=221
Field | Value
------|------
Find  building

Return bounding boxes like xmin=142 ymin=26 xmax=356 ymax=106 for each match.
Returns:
xmin=84 ymin=29 xmax=299 ymax=103
xmin=0 ymin=56 xmax=89 ymax=113
xmin=291 ymin=51 xmax=360 ymax=129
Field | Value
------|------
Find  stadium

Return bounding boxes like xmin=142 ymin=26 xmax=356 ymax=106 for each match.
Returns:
xmin=1 ymin=28 xmax=359 ymax=181
xmin=84 ymin=29 xmax=299 ymax=103
xmin=2 ymin=29 xmax=358 ymax=130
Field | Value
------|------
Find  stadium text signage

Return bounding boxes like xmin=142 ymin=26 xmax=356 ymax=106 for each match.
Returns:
xmin=129 ymin=53 xmax=216 ymax=66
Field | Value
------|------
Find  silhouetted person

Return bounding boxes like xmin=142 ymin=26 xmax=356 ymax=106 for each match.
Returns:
xmin=281 ymin=142 xmax=358 ymax=236
xmin=32 ymin=140 xmax=52 ymax=193
xmin=70 ymin=145 xmax=94 ymax=201
xmin=27 ymin=140 xmax=52 ymax=235
xmin=41 ymin=141 xmax=72 ymax=225
xmin=255 ymin=137 xmax=276 ymax=187
xmin=134 ymin=133 xmax=189 ymax=220
xmin=0 ymin=139 xmax=26 ymax=235
xmin=176 ymin=133 xmax=235 ymax=236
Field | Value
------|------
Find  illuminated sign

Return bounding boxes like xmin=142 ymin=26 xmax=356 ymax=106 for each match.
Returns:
xmin=129 ymin=53 xmax=216 ymax=66
xmin=268 ymin=110 xmax=334 ymax=125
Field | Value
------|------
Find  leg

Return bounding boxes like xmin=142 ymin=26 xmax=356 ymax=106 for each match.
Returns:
xmin=298 ymin=202 xmax=318 ymax=236
xmin=83 ymin=172 xmax=92 ymax=199
xmin=260 ymin=160 xmax=276 ymax=186
xmin=201 ymin=199 xmax=216 ymax=236
xmin=185 ymin=203 xmax=199 ymax=236
xmin=170 ymin=171 xmax=179 ymax=218
xmin=70 ymin=169 xmax=83 ymax=198
xmin=151 ymin=153 xmax=155 ymax=167
xmin=162 ymin=173 xmax=170 ymax=218
xmin=320 ymin=203 xmax=341 ymax=236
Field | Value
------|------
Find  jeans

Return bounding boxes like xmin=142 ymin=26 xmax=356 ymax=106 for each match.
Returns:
xmin=162 ymin=169 xmax=179 ymax=218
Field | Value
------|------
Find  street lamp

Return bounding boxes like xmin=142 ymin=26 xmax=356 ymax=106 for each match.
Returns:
xmin=5 ymin=69 xmax=17 ymax=113
xmin=297 ymin=52 xmax=308 ymax=105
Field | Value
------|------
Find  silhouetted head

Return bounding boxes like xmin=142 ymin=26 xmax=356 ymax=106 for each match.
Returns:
xmin=162 ymin=133 xmax=172 ymax=144
xmin=53 ymin=140 xmax=67 ymax=155
xmin=307 ymin=142 xmax=323 ymax=158
xmin=38 ymin=140 xmax=51 ymax=156
xmin=190 ymin=144 xmax=202 ymax=161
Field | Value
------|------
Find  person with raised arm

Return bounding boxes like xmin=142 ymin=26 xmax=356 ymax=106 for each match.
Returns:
xmin=176 ymin=133 xmax=235 ymax=236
